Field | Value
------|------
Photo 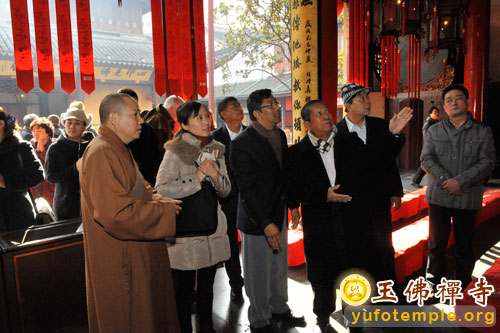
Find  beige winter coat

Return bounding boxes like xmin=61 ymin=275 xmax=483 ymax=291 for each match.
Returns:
xmin=156 ymin=132 xmax=231 ymax=270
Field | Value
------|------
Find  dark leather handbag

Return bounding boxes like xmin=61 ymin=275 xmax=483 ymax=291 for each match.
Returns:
xmin=176 ymin=180 xmax=218 ymax=237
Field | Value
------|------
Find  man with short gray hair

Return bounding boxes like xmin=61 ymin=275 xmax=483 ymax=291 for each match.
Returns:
xmin=145 ymin=95 xmax=184 ymax=152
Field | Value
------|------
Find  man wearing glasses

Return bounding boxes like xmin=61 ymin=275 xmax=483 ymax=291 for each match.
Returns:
xmin=213 ymin=97 xmax=246 ymax=302
xmin=231 ymin=89 xmax=305 ymax=332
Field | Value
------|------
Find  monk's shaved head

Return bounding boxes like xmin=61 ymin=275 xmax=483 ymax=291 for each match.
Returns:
xmin=99 ymin=93 xmax=136 ymax=125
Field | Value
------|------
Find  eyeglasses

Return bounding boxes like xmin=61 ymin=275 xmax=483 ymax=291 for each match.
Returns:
xmin=260 ymin=100 xmax=281 ymax=110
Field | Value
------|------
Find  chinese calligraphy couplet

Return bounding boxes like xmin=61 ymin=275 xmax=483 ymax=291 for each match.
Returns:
xmin=9 ymin=0 xmax=34 ymax=94
xmin=76 ymin=0 xmax=96 ymax=95
xmin=33 ymin=0 xmax=55 ymax=94
xmin=291 ymin=0 xmax=318 ymax=143
xmin=55 ymin=0 xmax=76 ymax=94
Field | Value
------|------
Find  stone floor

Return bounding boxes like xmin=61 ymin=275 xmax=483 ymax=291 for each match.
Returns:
xmin=66 ymin=173 xmax=500 ymax=332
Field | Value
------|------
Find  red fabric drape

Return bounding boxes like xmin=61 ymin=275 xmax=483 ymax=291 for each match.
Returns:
xmin=10 ymin=0 xmax=34 ymax=93
xmin=353 ymin=0 xmax=359 ymax=84
xmin=75 ymin=0 xmax=95 ymax=94
xmin=349 ymin=0 xmax=354 ymax=83
xmin=179 ymin=0 xmax=193 ymax=100
xmin=408 ymin=35 xmax=412 ymax=99
xmin=358 ymin=0 xmax=364 ymax=86
xmin=55 ymin=0 xmax=76 ymax=94
xmin=165 ymin=0 xmax=182 ymax=97
xmin=381 ymin=36 xmax=385 ymax=98
xmin=193 ymin=0 xmax=207 ymax=97
xmin=33 ymin=0 xmax=54 ymax=93
xmin=364 ymin=0 xmax=370 ymax=87
xmin=150 ymin=0 xmax=166 ymax=96
xmin=417 ymin=39 xmax=421 ymax=98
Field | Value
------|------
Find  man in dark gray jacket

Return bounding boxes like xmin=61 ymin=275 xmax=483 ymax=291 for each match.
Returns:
xmin=422 ymin=84 xmax=496 ymax=290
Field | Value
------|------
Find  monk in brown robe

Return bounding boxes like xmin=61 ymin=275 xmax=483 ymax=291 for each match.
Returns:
xmin=79 ymin=93 xmax=181 ymax=332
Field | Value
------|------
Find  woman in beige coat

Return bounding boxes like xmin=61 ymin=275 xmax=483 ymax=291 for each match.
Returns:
xmin=156 ymin=101 xmax=231 ymax=333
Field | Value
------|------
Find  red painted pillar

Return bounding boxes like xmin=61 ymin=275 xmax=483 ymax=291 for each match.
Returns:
xmin=464 ymin=0 xmax=490 ymax=122
xmin=320 ymin=0 xmax=338 ymax=123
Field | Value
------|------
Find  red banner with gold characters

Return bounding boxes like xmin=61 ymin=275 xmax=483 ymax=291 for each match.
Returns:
xmin=193 ymin=0 xmax=207 ymax=98
xmin=179 ymin=0 xmax=193 ymax=100
xmin=9 ymin=0 xmax=34 ymax=93
xmin=33 ymin=0 xmax=55 ymax=93
xmin=55 ymin=0 xmax=76 ymax=94
xmin=290 ymin=0 xmax=318 ymax=144
xmin=150 ymin=0 xmax=167 ymax=96
xmin=75 ymin=0 xmax=95 ymax=94
xmin=165 ymin=0 xmax=182 ymax=97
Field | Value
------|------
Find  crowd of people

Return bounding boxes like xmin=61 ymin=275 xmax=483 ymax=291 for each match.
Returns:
xmin=0 ymin=83 xmax=495 ymax=333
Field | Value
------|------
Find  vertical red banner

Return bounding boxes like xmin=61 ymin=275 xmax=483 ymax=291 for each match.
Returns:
xmin=179 ymin=0 xmax=193 ymax=100
xmin=150 ymin=0 xmax=166 ymax=96
xmin=33 ymin=0 xmax=54 ymax=93
xmin=193 ymin=0 xmax=207 ymax=98
xmin=397 ymin=49 xmax=401 ymax=96
xmin=408 ymin=35 xmax=412 ymax=99
xmin=417 ymin=39 xmax=421 ymax=99
xmin=358 ymin=0 xmax=364 ymax=86
xmin=10 ymin=0 xmax=34 ymax=93
xmin=55 ymin=0 xmax=75 ymax=94
xmin=353 ymin=0 xmax=359 ymax=84
xmin=166 ymin=0 xmax=182 ymax=97
xmin=381 ymin=36 xmax=385 ymax=98
xmin=75 ymin=0 xmax=95 ymax=95
xmin=348 ymin=0 xmax=354 ymax=83
xmin=364 ymin=0 xmax=370 ymax=88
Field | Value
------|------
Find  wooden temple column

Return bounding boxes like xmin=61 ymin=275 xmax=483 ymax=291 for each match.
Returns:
xmin=464 ymin=0 xmax=490 ymax=122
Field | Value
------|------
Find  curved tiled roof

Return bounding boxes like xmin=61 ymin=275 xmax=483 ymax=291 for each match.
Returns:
xmin=0 ymin=23 xmax=154 ymax=68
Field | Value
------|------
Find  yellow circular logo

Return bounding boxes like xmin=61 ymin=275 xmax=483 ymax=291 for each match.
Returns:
xmin=340 ymin=274 xmax=371 ymax=306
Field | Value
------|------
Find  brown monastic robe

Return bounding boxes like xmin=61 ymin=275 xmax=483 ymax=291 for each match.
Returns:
xmin=80 ymin=125 xmax=180 ymax=332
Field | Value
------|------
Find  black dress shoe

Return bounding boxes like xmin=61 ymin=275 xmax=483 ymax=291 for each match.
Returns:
xmin=272 ymin=310 xmax=307 ymax=327
xmin=411 ymin=182 xmax=423 ymax=188
xmin=230 ymin=287 xmax=243 ymax=302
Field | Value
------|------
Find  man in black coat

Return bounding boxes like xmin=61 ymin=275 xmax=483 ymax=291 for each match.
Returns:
xmin=230 ymin=89 xmax=305 ymax=332
xmin=212 ymin=96 xmax=245 ymax=302
xmin=286 ymin=100 xmax=352 ymax=332
xmin=118 ymin=88 xmax=162 ymax=186
xmin=334 ymin=83 xmax=412 ymax=284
